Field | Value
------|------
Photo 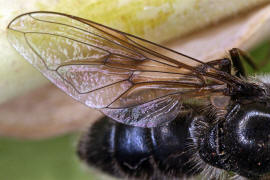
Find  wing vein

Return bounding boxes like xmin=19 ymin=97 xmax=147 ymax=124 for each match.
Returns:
xmin=29 ymin=14 xmax=146 ymax=60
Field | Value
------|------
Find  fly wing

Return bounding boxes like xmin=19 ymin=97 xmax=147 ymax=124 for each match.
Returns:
xmin=7 ymin=11 xmax=230 ymax=127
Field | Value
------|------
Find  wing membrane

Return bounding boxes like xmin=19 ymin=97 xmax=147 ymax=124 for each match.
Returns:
xmin=7 ymin=11 xmax=233 ymax=127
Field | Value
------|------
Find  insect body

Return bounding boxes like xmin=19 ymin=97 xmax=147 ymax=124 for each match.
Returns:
xmin=78 ymin=115 xmax=200 ymax=180
xmin=7 ymin=11 xmax=270 ymax=179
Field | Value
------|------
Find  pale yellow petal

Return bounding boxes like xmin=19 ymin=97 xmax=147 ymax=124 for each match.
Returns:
xmin=1 ymin=0 xmax=270 ymax=138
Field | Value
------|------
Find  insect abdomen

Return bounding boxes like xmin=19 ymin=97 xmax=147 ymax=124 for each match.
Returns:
xmin=77 ymin=116 xmax=201 ymax=179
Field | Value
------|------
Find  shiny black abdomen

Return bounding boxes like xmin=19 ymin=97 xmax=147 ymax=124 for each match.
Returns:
xmin=77 ymin=115 xmax=201 ymax=179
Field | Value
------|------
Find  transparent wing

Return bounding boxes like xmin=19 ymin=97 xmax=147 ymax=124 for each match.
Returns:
xmin=7 ymin=11 xmax=234 ymax=127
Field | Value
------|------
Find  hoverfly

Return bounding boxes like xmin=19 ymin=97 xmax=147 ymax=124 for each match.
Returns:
xmin=7 ymin=11 xmax=270 ymax=180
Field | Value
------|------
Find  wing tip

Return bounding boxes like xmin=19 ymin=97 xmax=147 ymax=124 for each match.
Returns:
xmin=7 ymin=12 xmax=29 ymax=30
xmin=7 ymin=11 xmax=67 ymax=30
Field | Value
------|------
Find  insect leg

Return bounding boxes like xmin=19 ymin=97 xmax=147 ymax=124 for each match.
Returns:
xmin=206 ymin=58 xmax=232 ymax=74
xmin=229 ymin=48 xmax=259 ymax=77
